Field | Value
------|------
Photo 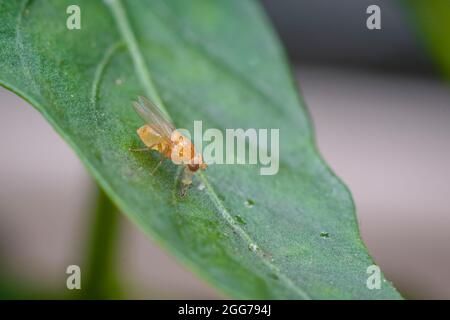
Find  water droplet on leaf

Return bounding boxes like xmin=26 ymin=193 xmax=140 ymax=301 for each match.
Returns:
xmin=270 ymin=273 xmax=279 ymax=280
xmin=197 ymin=183 xmax=205 ymax=191
xmin=244 ymin=199 xmax=254 ymax=208
xmin=234 ymin=215 xmax=246 ymax=225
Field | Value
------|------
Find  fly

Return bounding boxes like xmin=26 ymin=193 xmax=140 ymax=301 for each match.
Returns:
xmin=130 ymin=96 xmax=207 ymax=197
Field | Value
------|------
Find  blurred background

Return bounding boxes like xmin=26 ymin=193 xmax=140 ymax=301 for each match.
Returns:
xmin=0 ymin=0 xmax=449 ymax=299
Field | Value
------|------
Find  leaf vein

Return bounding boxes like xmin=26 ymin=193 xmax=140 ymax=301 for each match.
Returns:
xmin=90 ymin=41 xmax=124 ymax=130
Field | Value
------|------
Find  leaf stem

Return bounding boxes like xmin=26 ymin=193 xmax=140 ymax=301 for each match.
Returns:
xmin=82 ymin=186 xmax=121 ymax=299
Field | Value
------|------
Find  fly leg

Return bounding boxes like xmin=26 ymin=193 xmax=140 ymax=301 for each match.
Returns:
xmin=129 ymin=143 xmax=165 ymax=175
xmin=151 ymin=157 xmax=164 ymax=175
xmin=150 ymin=144 xmax=168 ymax=175
xmin=128 ymin=147 xmax=150 ymax=152
xmin=179 ymin=166 xmax=194 ymax=197
xmin=129 ymin=142 xmax=160 ymax=152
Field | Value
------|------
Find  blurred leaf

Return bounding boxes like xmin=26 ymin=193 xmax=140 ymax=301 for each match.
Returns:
xmin=405 ymin=0 xmax=450 ymax=79
xmin=0 ymin=0 xmax=401 ymax=299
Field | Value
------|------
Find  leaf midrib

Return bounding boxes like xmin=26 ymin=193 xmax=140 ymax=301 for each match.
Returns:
xmin=106 ymin=0 xmax=311 ymax=299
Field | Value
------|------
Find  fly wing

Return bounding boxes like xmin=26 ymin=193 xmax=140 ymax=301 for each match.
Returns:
xmin=132 ymin=96 xmax=175 ymax=139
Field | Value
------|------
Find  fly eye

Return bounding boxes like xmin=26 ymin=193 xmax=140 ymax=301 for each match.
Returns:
xmin=188 ymin=163 xmax=199 ymax=172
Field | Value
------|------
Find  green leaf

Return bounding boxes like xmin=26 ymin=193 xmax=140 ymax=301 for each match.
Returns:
xmin=0 ymin=0 xmax=401 ymax=299
xmin=404 ymin=0 xmax=450 ymax=79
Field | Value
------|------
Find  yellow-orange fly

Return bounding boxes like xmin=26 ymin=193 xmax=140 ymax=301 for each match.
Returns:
xmin=131 ymin=96 xmax=207 ymax=196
